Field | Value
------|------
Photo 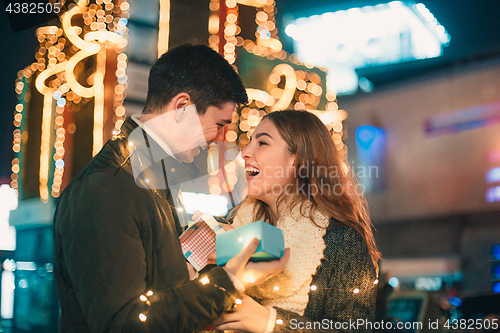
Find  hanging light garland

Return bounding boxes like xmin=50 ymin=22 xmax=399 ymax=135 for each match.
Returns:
xmin=12 ymin=0 xmax=129 ymax=202
xmin=208 ymin=0 xmax=347 ymax=159
xmin=134 ymin=273 xmax=380 ymax=325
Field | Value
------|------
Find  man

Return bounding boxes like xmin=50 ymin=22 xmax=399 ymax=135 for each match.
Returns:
xmin=53 ymin=44 xmax=289 ymax=332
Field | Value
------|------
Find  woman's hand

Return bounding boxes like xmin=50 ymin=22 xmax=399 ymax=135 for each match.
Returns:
xmin=225 ymin=238 xmax=290 ymax=288
xmin=212 ymin=294 xmax=270 ymax=333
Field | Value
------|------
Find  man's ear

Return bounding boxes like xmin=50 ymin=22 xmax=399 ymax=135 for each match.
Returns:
xmin=171 ymin=93 xmax=191 ymax=123
xmin=173 ymin=106 xmax=187 ymax=123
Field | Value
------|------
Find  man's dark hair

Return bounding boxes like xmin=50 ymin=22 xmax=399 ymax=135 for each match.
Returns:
xmin=143 ymin=44 xmax=248 ymax=114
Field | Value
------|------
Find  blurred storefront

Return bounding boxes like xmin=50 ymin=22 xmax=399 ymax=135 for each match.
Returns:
xmin=2 ymin=0 xmax=500 ymax=331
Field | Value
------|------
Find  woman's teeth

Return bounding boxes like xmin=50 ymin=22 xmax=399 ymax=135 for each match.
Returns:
xmin=245 ymin=166 xmax=260 ymax=176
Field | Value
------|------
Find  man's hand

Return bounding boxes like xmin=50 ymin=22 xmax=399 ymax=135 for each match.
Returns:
xmin=212 ymin=294 xmax=270 ymax=333
xmin=191 ymin=210 xmax=204 ymax=221
xmin=186 ymin=262 xmax=198 ymax=280
xmin=224 ymin=238 xmax=290 ymax=289
xmin=207 ymin=253 xmax=217 ymax=265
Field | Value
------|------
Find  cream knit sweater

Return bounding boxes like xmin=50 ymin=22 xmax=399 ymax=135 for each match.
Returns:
xmin=232 ymin=199 xmax=329 ymax=316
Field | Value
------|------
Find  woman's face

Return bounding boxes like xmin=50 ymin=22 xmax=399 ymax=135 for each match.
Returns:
xmin=241 ymin=119 xmax=295 ymax=204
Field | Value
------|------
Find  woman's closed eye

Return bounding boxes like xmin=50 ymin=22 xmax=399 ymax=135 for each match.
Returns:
xmin=258 ymin=141 xmax=268 ymax=146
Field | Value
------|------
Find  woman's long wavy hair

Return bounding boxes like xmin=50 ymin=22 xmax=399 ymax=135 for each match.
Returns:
xmin=242 ymin=110 xmax=381 ymax=270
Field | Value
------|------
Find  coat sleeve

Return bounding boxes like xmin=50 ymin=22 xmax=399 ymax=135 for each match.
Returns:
xmin=54 ymin=171 xmax=239 ymax=333
xmin=270 ymin=227 xmax=378 ymax=333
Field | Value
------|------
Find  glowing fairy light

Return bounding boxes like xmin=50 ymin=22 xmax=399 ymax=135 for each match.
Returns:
xmin=208 ymin=0 xmax=220 ymax=52
xmin=92 ymin=46 xmax=106 ymax=156
xmin=206 ymin=0 xmax=348 ymax=162
xmin=9 ymin=0 xmax=131 ymax=202
xmin=158 ymin=0 xmax=170 ymax=57
xmin=246 ymin=274 xmax=255 ymax=284
xmin=201 ymin=276 xmax=210 ymax=285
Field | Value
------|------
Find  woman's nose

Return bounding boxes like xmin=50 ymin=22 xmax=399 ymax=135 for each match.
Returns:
xmin=241 ymin=145 xmax=251 ymax=160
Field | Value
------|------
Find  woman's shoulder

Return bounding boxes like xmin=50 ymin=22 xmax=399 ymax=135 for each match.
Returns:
xmin=325 ymin=219 xmax=363 ymax=242
xmin=323 ymin=220 xmax=371 ymax=259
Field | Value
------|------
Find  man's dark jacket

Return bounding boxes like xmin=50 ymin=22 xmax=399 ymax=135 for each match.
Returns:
xmin=54 ymin=118 xmax=238 ymax=333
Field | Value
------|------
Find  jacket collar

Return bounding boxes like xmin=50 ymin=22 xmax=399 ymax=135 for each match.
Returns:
xmin=117 ymin=117 xmax=201 ymax=187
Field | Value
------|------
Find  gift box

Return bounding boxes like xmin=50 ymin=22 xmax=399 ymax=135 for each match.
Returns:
xmin=179 ymin=213 xmax=226 ymax=271
xmin=216 ymin=220 xmax=285 ymax=266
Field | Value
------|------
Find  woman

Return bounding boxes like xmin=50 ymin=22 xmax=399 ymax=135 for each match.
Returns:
xmin=212 ymin=110 xmax=381 ymax=333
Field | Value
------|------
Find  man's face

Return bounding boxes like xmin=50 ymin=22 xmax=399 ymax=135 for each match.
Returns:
xmin=199 ymin=101 xmax=236 ymax=145
xmin=175 ymin=101 xmax=236 ymax=163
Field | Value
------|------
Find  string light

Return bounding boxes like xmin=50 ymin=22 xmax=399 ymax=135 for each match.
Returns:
xmin=11 ymin=69 xmax=34 ymax=192
xmin=12 ymin=0 xmax=130 ymax=201
xmin=51 ymin=102 xmax=67 ymax=198
xmin=158 ymin=0 xmax=170 ymax=57
xmin=92 ymin=46 xmax=106 ymax=156
xmin=206 ymin=0 xmax=349 ymax=196
xmin=208 ymin=0 xmax=220 ymax=52
xmin=201 ymin=276 xmax=210 ymax=285
xmin=114 ymin=53 xmax=128 ymax=135
xmin=245 ymin=274 xmax=255 ymax=284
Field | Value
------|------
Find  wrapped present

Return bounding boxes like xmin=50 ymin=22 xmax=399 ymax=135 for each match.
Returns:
xmin=179 ymin=213 xmax=225 ymax=271
xmin=216 ymin=220 xmax=285 ymax=266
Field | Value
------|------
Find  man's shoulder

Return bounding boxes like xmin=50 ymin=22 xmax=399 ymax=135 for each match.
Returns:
xmin=60 ymin=138 xmax=138 ymax=201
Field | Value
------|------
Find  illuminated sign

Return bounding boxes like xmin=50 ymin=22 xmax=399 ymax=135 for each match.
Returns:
xmin=285 ymin=1 xmax=451 ymax=94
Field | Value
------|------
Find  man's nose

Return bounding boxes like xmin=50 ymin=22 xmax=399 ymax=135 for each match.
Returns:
xmin=213 ymin=128 xmax=225 ymax=142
